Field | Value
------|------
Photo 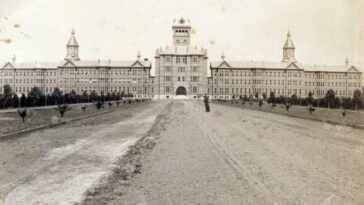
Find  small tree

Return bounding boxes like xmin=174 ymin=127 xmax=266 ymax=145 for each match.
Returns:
xmin=352 ymin=89 xmax=362 ymax=110
xmin=307 ymin=91 xmax=314 ymax=105
xmin=268 ymin=92 xmax=275 ymax=104
xmin=325 ymin=89 xmax=336 ymax=109
xmin=82 ymin=91 xmax=89 ymax=103
xmin=290 ymin=94 xmax=298 ymax=105
xmin=52 ymin=87 xmax=63 ymax=104
xmin=17 ymin=109 xmax=32 ymax=123
xmin=3 ymin=84 xmax=12 ymax=97
xmin=90 ymin=90 xmax=98 ymax=102
xmin=11 ymin=93 xmax=20 ymax=108
xmin=262 ymin=93 xmax=267 ymax=101
xmin=70 ymin=90 xmax=77 ymax=104
xmin=259 ymin=100 xmax=263 ymax=107
xmin=95 ymin=100 xmax=104 ymax=109
xmin=2 ymin=84 xmax=12 ymax=108
xmin=307 ymin=105 xmax=315 ymax=115
xmin=57 ymin=104 xmax=71 ymax=117
xmin=28 ymin=87 xmax=44 ymax=106
xmin=20 ymin=93 xmax=27 ymax=107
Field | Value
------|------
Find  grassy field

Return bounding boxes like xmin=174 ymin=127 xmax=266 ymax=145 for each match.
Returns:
xmin=212 ymin=100 xmax=364 ymax=129
xmin=0 ymin=99 xmax=150 ymax=135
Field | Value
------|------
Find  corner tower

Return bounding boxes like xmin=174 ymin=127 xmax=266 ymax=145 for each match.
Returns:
xmin=282 ymin=31 xmax=296 ymax=63
xmin=65 ymin=28 xmax=80 ymax=61
xmin=172 ymin=17 xmax=191 ymax=46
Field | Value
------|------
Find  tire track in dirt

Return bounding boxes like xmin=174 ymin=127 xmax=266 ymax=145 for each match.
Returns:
xmin=195 ymin=101 xmax=364 ymax=205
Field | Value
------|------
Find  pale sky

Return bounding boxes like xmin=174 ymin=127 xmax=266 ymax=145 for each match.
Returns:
xmin=0 ymin=0 xmax=363 ymax=76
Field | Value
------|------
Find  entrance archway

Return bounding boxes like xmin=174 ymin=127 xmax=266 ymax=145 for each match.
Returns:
xmin=176 ymin=86 xmax=187 ymax=95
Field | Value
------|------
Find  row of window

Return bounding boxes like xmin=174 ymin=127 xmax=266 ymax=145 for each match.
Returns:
xmin=214 ymin=70 xmax=302 ymax=77
xmin=305 ymin=81 xmax=361 ymax=87
xmin=9 ymin=85 xmax=153 ymax=94
xmin=165 ymin=56 xmax=199 ymax=63
xmin=164 ymin=66 xmax=200 ymax=72
xmin=164 ymin=76 xmax=200 ymax=82
xmin=213 ymin=70 xmax=361 ymax=80
xmin=211 ymin=87 xmax=356 ymax=97
xmin=0 ymin=70 xmax=57 ymax=76
xmin=305 ymin=73 xmax=360 ymax=80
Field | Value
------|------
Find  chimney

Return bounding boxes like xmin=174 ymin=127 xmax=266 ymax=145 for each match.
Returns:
xmin=98 ymin=59 xmax=100 ymax=65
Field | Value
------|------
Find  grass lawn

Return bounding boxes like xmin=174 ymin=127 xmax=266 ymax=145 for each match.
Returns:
xmin=213 ymin=100 xmax=364 ymax=128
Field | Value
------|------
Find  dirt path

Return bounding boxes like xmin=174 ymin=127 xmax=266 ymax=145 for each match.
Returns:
xmin=0 ymin=101 xmax=169 ymax=205
xmin=97 ymin=100 xmax=364 ymax=205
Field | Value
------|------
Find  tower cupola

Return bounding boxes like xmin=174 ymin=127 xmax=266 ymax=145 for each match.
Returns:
xmin=172 ymin=17 xmax=191 ymax=46
xmin=65 ymin=28 xmax=80 ymax=61
xmin=282 ymin=31 xmax=296 ymax=63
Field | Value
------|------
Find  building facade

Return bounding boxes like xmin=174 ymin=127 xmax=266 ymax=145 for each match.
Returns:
xmin=209 ymin=32 xmax=362 ymax=99
xmin=0 ymin=19 xmax=362 ymax=100
xmin=0 ymin=30 xmax=154 ymax=98
xmin=154 ymin=18 xmax=208 ymax=99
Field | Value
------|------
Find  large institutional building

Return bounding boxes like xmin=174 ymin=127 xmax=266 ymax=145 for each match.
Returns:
xmin=0 ymin=18 xmax=362 ymax=100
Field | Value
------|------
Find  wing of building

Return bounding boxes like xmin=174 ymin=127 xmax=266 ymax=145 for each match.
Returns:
xmin=0 ymin=30 xmax=154 ymax=99
xmin=209 ymin=32 xmax=362 ymax=99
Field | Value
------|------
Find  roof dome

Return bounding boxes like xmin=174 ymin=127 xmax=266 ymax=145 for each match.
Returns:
xmin=173 ymin=17 xmax=191 ymax=27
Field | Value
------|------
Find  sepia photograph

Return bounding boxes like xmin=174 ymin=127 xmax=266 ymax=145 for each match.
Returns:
xmin=0 ymin=0 xmax=363 ymax=204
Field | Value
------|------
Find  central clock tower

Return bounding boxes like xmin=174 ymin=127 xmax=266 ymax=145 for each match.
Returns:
xmin=172 ymin=17 xmax=191 ymax=46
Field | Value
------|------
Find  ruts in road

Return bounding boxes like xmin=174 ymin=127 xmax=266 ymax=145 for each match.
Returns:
xmin=0 ymin=101 xmax=169 ymax=205
xmin=1 ymin=100 xmax=364 ymax=205
xmin=107 ymin=100 xmax=364 ymax=205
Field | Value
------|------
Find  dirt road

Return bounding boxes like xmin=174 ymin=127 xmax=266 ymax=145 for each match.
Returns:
xmin=0 ymin=101 xmax=169 ymax=205
xmin=94 ymin=100 xmax=364 ymax=205
xmin=2 ymin=100 xmax=364 ymax=205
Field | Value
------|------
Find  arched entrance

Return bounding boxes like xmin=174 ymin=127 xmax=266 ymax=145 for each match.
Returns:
xmin=176 ymin=86 xmax=187 ymax=95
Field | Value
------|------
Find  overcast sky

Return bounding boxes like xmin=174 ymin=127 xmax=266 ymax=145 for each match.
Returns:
xmin=0 ymin=0 xmax=363 ymax=75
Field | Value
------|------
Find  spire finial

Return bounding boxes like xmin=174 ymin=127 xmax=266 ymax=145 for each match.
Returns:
xmin=71 ymin=27 xmax=75 ymax=35
xmin=287 ymin=30 xmax=291 ymax=37
xmin=12 ymin=54 xmax=16 ymax=63
xmin=345 ymin=57 xmax=349 ymax=65
xmin=137 ymin=50 xmax=141 ymax=60
xmin=221 ymin=52 xmax=225 ymax=60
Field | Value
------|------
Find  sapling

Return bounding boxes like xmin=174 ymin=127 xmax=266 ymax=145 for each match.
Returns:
xmin=56 ymin=104 xmax=71 ymax=117
xmin=17 ymin=109 xmax=32 ymax=123
xmin=81 ymin=105 xmax=87 ymax=112
xmin=259 ymin=100 xmax=263 ymax=107
xmin=285 ymin=103 xmax=291 ymax=111
xmin=95 ymin=100 xmax=104 ymax=110
xmin=307 ymin=105 xmax=316 ymax=115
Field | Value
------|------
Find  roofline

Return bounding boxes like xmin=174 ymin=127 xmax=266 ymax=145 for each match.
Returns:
xmin=57 ymin=65 xmax=152 ymax=69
